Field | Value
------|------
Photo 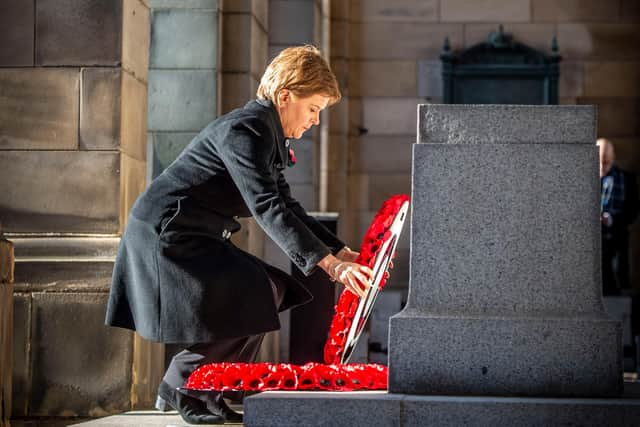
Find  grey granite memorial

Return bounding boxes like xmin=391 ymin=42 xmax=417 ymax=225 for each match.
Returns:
xmin=243 ymin=105 xmax=640 ymax=426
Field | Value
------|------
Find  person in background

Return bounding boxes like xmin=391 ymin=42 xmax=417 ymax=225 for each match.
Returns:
xmin=105 ymin=45 xmax=372 ymax=424
xmin=597 ymin=138 xmax=639 ymax=295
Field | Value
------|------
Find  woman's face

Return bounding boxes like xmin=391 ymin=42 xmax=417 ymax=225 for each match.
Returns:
xmin=276 ymin=90 xmax=331 ymax=139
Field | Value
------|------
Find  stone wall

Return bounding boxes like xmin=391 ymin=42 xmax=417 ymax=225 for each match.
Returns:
xmin=0 ymin=0 xmax=150 ymax=417
xmin=0 ymin=227 xmax=15 ymax=427
xmin=339 ymin=0 xmax=640 ymax=292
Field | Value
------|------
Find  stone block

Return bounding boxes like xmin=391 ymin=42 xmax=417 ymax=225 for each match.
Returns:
xmin=577 ymin=97 xmax=640 ymax=138
xmin=220 ymin=73 xmax=256 ymax=114
xmin=120 ymin=153 xmax=147 ymax=230
xmin=269 ymin=0 xmax=314 ymax=44
xmin=532 ymin=0 xmax=619 ymax=22
xmin=150 ymin=9 xmax=217 ymax=69
xmin=331 ymin=0 xmax=350 ymax=20
xmin=349 ymin=135 xmax=413 ymax=173
xmin=0 ymin=68 xmax=79 ymax=150
xmin=29 ymin=293 xmax=133 ymax=416
xmin=325 ymin=133 xmax=348 ymax=174
xmin=401 ymin=395 xmax=640 ymax=427
xmin=149 ymin=132 xmax=195 ymax=179
xmin=122 ymin=0 xmax=150 ymax=82
xmin=329 ymin=97 xmax=349 ymax=134
xmin=220 ymin=0 xmax=249 ymax=12
xmin=0 ymin=0 xmax=35 ymax=66
xmin=331 ymin=20 xmax=349 ymax=59
xmin=464 ymin=23 xmax=556 ymax=52
xmin=351 ymin=0 xmax=438 ymax=22
xmin=222 ymin=13 xmax=251 ymax=72
xmin=389 ymin=315 xmax=621 ymax=397
xmin=150 ymin=0 xmax=217 ymax=8
xmin=440 ymin=0 xmax=530 ymax=22
xmin=11 ymin=294 xmax=29 ymax=417
xmin=121 ymin=72 xmax=148 ymax=161
xmin=250 ymin=15 xmax=269 ymax=79
xmin=584 ymin=62 xmax=640 ymax=98
xmin=148 ymin=69 xmax=216 ymax=131
xmin=558 ymin=23 xmax=640 ymax=60
xmin=283 ymin=139 xmax=314 ymax=185
xmin=0 ymin=240 xmax=14 ymax=425
xmin=244 ymin=391 xmax=403 ymax=427
xmin=362 ymin=98 xmax=421 ymax=136
xmin=252 ymin=0 xmax=268 ymax=31
xmin=409 ymin=143 xmax=601 ymax=315
xmin=418 ymin=104 xmax=596 ymax=144
xmin=559 ymin=61 xmax=583 ymax=98
xmin=80 ymin=68 xmax=121 ymax=150
xmin=36 ymin=0 xmax=122 ymax=66
xmin=0 ymin=151 xmax=120 ymax=233
xmin=351 ymin=22 xmax=463 ymax=60
xmin=349 ymin=61 xmax=416 ymax=97
xmin=417 ymin=60 xmax=442 ymax=99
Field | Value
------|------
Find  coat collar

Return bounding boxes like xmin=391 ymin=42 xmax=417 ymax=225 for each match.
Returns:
xmin=252 ymin=99 xmax=289 ymax=167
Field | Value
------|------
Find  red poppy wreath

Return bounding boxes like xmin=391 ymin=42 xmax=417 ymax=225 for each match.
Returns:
xmin=184 ymin=194 xmax=410 ymax=392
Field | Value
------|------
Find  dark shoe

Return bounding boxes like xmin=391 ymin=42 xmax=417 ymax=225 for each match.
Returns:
xmin=156 ymin=381 xmax=225 ymax=425
xmin=207 ymin=392 xmax=243 ymax=423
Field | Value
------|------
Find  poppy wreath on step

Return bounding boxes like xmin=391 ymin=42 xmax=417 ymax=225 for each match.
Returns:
xmin=184 ymin=194 xmax=410 ymax=392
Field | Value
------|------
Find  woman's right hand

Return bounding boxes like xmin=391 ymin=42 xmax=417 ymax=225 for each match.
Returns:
xmin=331 ymin=261 xmax=373 ymax=297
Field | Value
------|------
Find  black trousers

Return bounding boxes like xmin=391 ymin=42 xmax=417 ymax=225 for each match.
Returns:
xmin=162 ymin=273 xmax=287 ymax=394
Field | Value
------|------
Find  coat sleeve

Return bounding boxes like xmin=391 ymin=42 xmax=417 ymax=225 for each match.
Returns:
xmin=218 ymin=119 xmax=332 ymax=275
xmin=276 ymin=170 xmax=346 ymax=255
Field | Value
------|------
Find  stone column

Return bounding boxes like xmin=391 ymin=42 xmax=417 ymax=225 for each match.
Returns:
xmin=0 ymin=226 xmax=14 ymax=427
xmin=389 ymin=104 xmax=622 ymax=397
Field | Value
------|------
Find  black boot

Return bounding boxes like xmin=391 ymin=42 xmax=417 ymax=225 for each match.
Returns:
xmin=155 ymin=381 xmax=226 ymax=425
xmin=206 ymin=392 xmax=243 ymax=423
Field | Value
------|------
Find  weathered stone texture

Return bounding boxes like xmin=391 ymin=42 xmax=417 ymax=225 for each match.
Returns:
xmin=150 ymin=0 xmax=217 ymax=8
xmin=0 ymin=0 xmax=35 ymax=66
xmin=0 ymin=151 xmax=120 ymax=233
xmin=584 ymin=62 xmax=640 ymax=97
xmin=122 ymin=0 xmax=150 ymax=82
xmin=349 ymin=61 xmax=416 ymax=97
xmin=330 ymin=20 xmax=350 ymax=59
xmin=351 ymin=0 xmax=438 ymax=22
xmin=362 ymin=98 xmax=421 ymax=135
xmin=532 ymin=0 xmax=620 ymax=22
xmin=440 ymin=0 xmax=530 ymax=22
xmin=222 ymin=13 xmax=267 ymax=77
xmin=220 ymin=73 xmax=257 ymax=114
xmin=418 ymin=104 xmax=596 ymax=144
xmin=121 ymin=72 xmax=148 ymax=160
xmin=36 ymin=0 xmax=122 ymax=66
xmin=464 ymin=23 xmax=556 ymax=52
xmin=558 ymin=24 xmax=640 ymax=60
xmin=578 ymin=97 xmax=640 ymax=138
xmin=80 ymin=68 xmax=122 ymax=150
xmin=351 ymin=22 xmax=463 ymax=60
xmin=269 ymin=0 xmax=314 ymax=44
xmin=150 ymin=9 xmax=217 ymax=69
xmin=29 ymin=293 xmax=133 ymax=416
xmin=0 ymin=68 xmax=79 ymax=150
xmin=148 ymin=69 xmax=216 ymax=131
xmin=244 ymin=391 xmax=403 ymax=427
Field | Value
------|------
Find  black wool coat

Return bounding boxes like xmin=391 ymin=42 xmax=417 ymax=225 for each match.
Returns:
xmin=105 ymin=99 xmax=345 ymax=344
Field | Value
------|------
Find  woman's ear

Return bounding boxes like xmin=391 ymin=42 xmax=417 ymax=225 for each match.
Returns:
xmin=277 ymin=88 xmax=291 ymax=106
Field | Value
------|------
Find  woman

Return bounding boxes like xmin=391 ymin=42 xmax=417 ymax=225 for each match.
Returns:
xmin=105 ymin=45 xmax=372 ymax=424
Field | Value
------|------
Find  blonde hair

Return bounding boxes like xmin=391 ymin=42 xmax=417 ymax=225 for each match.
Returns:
xmin=257 ymin=45 xmax=341 ymax=106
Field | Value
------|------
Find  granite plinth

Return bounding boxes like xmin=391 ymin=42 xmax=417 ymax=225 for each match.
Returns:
xmin=244 ymin=391 xmax=640 ymax=427
xmin=418 ymin=104 xmax=596 ymax=144
xmin=388 ymin=312 xmax=621 ymax=397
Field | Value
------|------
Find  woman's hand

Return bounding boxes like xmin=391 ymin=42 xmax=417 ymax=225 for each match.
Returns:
xmin=336 ymin=246 xmax=359 ymax=263
xmin=332 ymin=261 xmax=373 ymax=297
xmin=318 ymin=254 xmax=372 ymax=298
